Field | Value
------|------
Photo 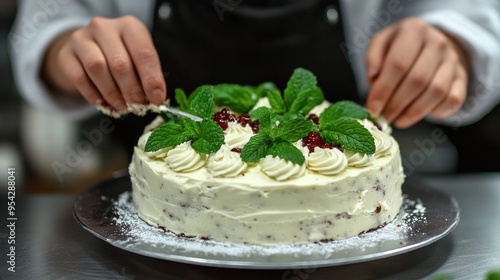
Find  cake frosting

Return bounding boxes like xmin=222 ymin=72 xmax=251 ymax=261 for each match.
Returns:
xmin=127 ymin=68 xmax=405 ymax=245
xmin=129 ymin=107 xmax=404 ymax=245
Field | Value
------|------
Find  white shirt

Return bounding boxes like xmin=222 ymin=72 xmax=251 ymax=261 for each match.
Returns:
xmin=9 ymin=0 xmax=500 ymax=126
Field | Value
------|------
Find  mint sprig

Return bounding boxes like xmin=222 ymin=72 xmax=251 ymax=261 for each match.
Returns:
xmin=320 ymin=119 xmax=375 ymax=154
xmin=241 ymin=111 xmax=311 ymax=165
xmin=284 ymin=68 xmax=324 ymax=115
xmin=300 ymin=86 xmax=324 ymax=115
xmin=240 ymin=133 xmax=273 ymax=162
xmin=268 ymin=141 xmax=306 ymax=165
xmin=213 ymin=84 xmax=259 ymax=114
xmin=191 ymin=120 xmax=225 ymax=154
xmin=249 ymin=107 xmax=274 ymax=134
xmin=146 ymin=87 xmax=224 ymax=154
xmin=273 ymin=118 xmax=313 ymax=142
xmin=145 ymin=123 xmax=191 ymax=152
xmin=189 ymin=86 xmax=214 ymax=119
xmin=320 ymin=101 xmax=369 ymax=126
xmin=175 ymin=88 xmax=189 ymax=112
xmin=146 ymin=119 xmax=224 ymax=154
xmin=266 ymin=89 xmax=286 ymax=113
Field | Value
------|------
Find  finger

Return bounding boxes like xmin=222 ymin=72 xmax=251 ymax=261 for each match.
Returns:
xmin=72 ymin=39 xmax=127 ymax=110
xmin=60 ymin=47 xmax=103 ymax=105
xmin=121 ymin=17 xmax=166 ymax=105
xmin=365 ymin=24 xmax=398 ymax=83
xmin=366 ymin=24 xmax=426 ymax=117
xmin=381 ymin=39 xmax=445 ymax=122
xmin=393 ymin=58 xmax=457 ymax=128
xmin=431 ymin=68 xmax=467 ymax=118
xmin=94 ymin=31 xmax=147 ymax=105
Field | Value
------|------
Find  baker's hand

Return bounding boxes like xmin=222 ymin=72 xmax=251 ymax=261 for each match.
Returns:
xmin=365 ymin=17 xmax=469 ymax=128
xmin=43 ymin=16 xmax=166 ymax=111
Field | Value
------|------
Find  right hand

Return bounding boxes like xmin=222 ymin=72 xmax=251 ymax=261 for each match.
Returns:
xmin=44 ymin=16 xmax=166 ymax=111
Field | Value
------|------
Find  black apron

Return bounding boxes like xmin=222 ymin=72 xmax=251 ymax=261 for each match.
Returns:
xmin=115 ymin=0 xmax=360 ymax=158
xmin=152 ymin=0 xmax=359 ymax=102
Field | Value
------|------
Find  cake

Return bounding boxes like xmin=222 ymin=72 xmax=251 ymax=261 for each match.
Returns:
xmin=129 ymin=68 xmax=405 ymax=245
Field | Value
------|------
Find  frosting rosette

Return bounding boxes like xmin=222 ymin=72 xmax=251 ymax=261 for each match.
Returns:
xmin=308 ymin=147 xmax=348 ymax=175
xmin=207 ymin=145 xmax=247 ymax=177
xmin=260 ymin=155 xmax=306 ymax=181
xmin=344 ymin=150 xmax=374 ymax=167
xmin=164 ymin=142 xmax=206 ymax=172
xmin=372 ymin=127 xmax=393 ymax=158
xmin=224 ymin=122 xmax=254 ymax=149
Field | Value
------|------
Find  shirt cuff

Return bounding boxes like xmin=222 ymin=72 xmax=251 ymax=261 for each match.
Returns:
xmin=10 ymin=17 xmax=98 ymax=120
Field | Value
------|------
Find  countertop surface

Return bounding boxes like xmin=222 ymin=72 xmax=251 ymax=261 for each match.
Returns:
xmin=1 ymin=173 xmax=499 ymax=280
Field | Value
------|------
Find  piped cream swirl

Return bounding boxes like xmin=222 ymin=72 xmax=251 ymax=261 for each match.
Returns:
xmin=372 ymin=127 xmax=393 ymax=158
xmin=308 ymin=147 xmax=348 ymax=175
xmin=345 ymin=150 xmax=374 ymax=167
xmin=357 ymin=118 xmax=393 ymax=158
xmin=224 ymin=122 xmax=254 ymax=149
xmin=139 ymin=131 xmax=171 ymax=159
xmin=164 ymin=142 xmax=206 ymax=172
xmin=207 ymin=145 xmax=247 ymax=177
xmin=260 ymin=155 xmax=306 ymax=181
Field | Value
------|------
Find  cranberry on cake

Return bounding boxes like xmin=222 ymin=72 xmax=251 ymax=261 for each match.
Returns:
xmin=129 ymin=68 xmax=405 ymax=245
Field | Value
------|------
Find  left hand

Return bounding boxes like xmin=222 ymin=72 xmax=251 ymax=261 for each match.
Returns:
xmin=365 ymin=17 xmax=469 ymax=128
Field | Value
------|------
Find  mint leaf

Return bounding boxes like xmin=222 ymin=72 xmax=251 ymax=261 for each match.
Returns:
xmin=273 ymin=118 xmax=312 ymax=142
xmin=250 ymin=107 xmax=274 ymax=134
xmin=213 ymin=84 xmax=259 ymax=113
xmin=487 ymin=270 xmax=500 ymax=280
xmin=268 ymin=141 xmax=305 ymax=165
xmin=266 ymin=89 xmax=286 ymax=113
xmin=284 ymin=68 xmax=317 ymax=112
xmin=179 ymin=118 xmax=200 ymax=138
xmin=321 ymin=119 xmax=375 ymax=154
xmin=145 ymin=123 xmax=190 ymax=152
xmin=300 ymin=86 xmax=324 ymax=115
xmin=190 ymin=120 xmax=224 ymax=154
xmin=175 ymin=88 xmax=189 ymax=112
xmin=189 ymin=85 xmax=214 ymax=119
xmin=256 ymin=82 xmax=279 ymax=98
xmin=276 ymin=112 xmax=303 ymax=123
xmin=241 ymin=133 xmax=272 ymax=162
xmin=288 ymin=89 xmax=310 ymax=114
xmin=320 ymin=101 xmax=369 ymax=128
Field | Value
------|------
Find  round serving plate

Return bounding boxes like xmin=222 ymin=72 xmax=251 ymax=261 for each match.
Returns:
xmin=74 ymin=174 xmax=459 ymax=269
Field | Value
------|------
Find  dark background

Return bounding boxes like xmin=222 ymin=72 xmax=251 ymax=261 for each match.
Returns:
xmin=0 ymin=1 xmax=498 ymax=194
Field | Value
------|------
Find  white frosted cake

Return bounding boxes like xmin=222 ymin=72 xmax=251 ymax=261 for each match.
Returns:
xmin=128 ymin=68 xmax=405 ymax=245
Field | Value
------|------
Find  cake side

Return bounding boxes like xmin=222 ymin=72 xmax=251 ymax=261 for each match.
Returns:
xmin=129 ymin=136 xmax=404 ymax=245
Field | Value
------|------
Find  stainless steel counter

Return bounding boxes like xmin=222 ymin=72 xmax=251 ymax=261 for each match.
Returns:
xmin=1 ymin=173 xmax=499 ymax=280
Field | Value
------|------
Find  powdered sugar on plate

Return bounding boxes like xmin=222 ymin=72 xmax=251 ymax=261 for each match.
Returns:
xmin=111 ymin=191 xmax=427 ymax=258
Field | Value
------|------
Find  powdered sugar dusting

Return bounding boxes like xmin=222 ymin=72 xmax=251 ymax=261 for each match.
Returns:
xmin=111 ymin=192 xmax=426 ymax=258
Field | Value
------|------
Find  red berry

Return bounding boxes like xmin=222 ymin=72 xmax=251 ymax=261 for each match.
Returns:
xmin=251 ymin=120 xmax=259 ymax=133
xmin=219 ymin=122 xmax=228 ymax=130
xmin=231 ymin=148 xmax=242 ymax=153
xmin=212 ymin=108 xmax=238 ymax=130
xmin=307 ymin=132 xmax=322 ymax=146
xmin=302 ymin=131 xmax=329 ymax=153
xmin=308 ymin=114 xmax=319 ymax=125
xmin=237 ymin=114 xmax=251 ymax=127
xmin=320 ymin=143 xmax=333 ymax=149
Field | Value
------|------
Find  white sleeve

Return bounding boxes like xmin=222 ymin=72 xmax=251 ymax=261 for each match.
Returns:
xmin=395 ymin=1 xmax=500 ymax=126
xmin=9 ymin=0 xmax=154 ymax=120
